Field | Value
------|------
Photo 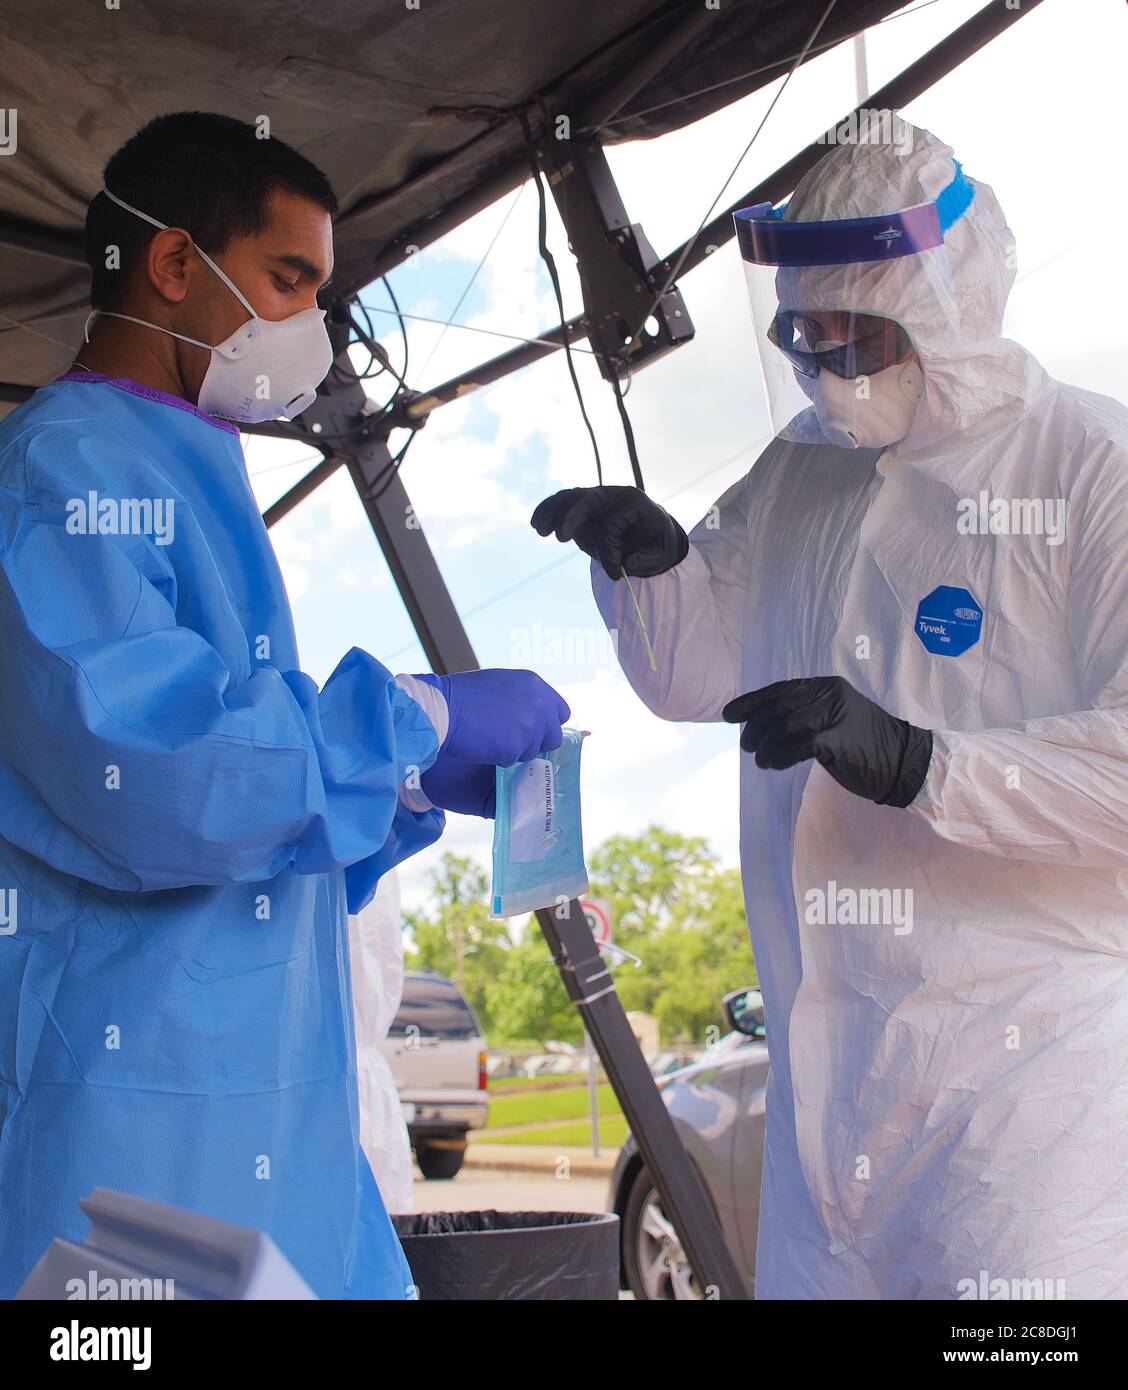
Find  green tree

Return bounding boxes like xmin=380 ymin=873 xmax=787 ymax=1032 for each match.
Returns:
xmin=645 ymin=869 xmax=756 ymax=1042
xmin=402 ymin=828 xmax=755 ymax=1049
xmin=589 ymin=827 xmax=755 ymax=1044
xmin=403 ymin=853 xmax=509 ymax=1035
xmin=484 ymin=919 xmax=580 ymax=1046
xmin=590 ymin=825 xmax=715 ymax=936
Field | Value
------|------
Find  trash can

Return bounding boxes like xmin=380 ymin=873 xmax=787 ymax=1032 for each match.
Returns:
xmin=392 ymin=1210 xmax=620 ymax=1300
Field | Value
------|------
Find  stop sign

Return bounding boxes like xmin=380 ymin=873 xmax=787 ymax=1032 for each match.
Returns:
xmin=581 ymin=897 xmax=611 ymax=948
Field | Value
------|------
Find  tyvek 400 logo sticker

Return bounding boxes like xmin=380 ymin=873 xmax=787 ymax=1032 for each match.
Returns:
xmin=914 ymin=585 xmax=983 ymax=656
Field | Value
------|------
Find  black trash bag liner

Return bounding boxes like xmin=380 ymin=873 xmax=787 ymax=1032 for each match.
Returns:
xmin=392 ymin=1209 xmax=619 ymax=1300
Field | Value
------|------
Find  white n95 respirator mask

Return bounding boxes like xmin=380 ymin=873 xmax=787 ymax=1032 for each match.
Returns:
xmin=92 ymin=186 xmax=334 ymax=423
xmin=812 ymin=358 xmax=924 ymax=450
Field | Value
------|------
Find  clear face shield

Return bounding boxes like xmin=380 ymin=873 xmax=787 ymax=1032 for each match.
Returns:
xmin=734 ymin=166 xmax=974 ymax=448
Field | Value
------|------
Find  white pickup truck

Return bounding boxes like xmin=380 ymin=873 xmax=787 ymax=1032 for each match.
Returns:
xmin=378 ymin=971 xmax=489 ymax=1179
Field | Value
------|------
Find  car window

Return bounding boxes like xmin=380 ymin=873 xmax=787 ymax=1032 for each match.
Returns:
xmin=391 ymin=976 xmax=481 ymax=1039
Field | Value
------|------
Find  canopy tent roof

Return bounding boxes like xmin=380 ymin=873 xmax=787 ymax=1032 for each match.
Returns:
xmin=0 ymin=0 xmax=903 ymax=412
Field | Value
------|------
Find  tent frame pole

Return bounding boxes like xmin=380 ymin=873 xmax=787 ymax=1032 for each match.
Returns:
xmin=267 ymin=349 xmax=751 ymax=1297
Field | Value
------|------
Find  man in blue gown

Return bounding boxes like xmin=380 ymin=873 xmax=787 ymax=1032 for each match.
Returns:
xmin=0 ymin=112 xmax=567 ymax=1298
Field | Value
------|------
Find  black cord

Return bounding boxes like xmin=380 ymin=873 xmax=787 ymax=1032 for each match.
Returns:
xmin=368 ymin=428 xmax=418 ymax=503
xmin=350 ymin=299 xmax=386 ymax=381
xmin=610 ymin=367 xmax=645 ymax=490
xmin=520 ymin=105 xmax=648 ymax=492
xmin=350 ymin=307 xmax=410 ymax=392
xmin=381 ymin=275 xmax=409 ymax=385
xmin=518 ymin=109 xmax=603 ymax=487
xmin=310 ymin=284 xmax=414 ymax=442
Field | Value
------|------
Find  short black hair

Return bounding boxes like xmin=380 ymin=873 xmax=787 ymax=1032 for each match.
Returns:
xmin=84 ymin=111 xmax=339 ymax=310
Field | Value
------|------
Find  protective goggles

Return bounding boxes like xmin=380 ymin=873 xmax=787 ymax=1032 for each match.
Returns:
xmin=766 ymin=308 xmax=915 ymax=381
xmin=733 ymin=162 xmax=975 ymax=443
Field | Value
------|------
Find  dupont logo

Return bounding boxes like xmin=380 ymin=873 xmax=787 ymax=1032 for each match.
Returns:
xmin=915 ymin=585 xmax=984 ymax=658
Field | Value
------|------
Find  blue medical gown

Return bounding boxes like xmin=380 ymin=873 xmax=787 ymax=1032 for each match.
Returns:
xmin=0 ymin=377 xmax=444 ymax=1298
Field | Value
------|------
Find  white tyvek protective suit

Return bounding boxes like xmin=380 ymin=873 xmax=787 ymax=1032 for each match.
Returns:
xmin=348 ymin=869 xmax=415 ymax=1213
xmin=593 ymin=123 xmax=1128 ymax=1299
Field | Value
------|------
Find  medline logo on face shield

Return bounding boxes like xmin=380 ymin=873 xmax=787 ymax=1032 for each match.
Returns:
xmin=874 ymin=226 xmax=903 ymax=247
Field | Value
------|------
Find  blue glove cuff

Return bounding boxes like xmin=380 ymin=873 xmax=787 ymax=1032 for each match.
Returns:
xmin=414 ymin=672 xmax=451 ymax=701
xmin=412 ymin=673 xmax=453 ymax=752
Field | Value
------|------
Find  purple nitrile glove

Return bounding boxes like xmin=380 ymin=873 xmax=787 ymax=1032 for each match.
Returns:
xmin=420 ymin=755 xmax=497 ymax=819
xmin=413 ymin=668 xmax=570 ymax=767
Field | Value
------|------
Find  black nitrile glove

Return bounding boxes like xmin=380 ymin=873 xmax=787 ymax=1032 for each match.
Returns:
xmin=531 ymin=485 xmax=690 ymax=580
xmin=722 ymin=675 xmax=933 ymax=808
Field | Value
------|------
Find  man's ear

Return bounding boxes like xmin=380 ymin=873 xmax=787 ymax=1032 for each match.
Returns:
xmin=146 ymin=227 xmax=196 ymax=305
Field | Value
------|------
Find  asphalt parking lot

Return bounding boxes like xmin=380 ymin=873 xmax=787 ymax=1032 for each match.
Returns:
xmin=408 ymin=1163 xmax=610 ymax=1215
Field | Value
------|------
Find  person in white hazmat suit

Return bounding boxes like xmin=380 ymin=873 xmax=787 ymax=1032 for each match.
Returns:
xmin=348 ymin=868 xmax=415 ymax=1214
xmin=532 ymin=115 xmax=1128 ymax=1300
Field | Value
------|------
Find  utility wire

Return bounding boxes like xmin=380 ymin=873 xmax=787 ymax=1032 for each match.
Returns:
xmin=249 ymin=452 xmax=325 ymax=478
xmin=368 ymin=427 xmax=418 ymax=503
xmin=318 ymin=194 xmax=525 ymax=502
xmin=0 ymin=309 xmax=75 ymax=350
xmin=378 ymin=434 xmax=770 ymax=663
xmin=518 ymin=108 xmax=605 ymax=486
xmin=580 ymin=0 xmax=944 ymax=136
xmin=358 ymin=303 xmax=597 ymax=355
xmin=0 ymin=300 xmax=94 ymax=335
xmin=507 ymin=2 xmax=849 ymax=494
xmin=264 ymin=0 xmax=840 ymax=529
xmin=627 ymin=0 xmax=839 ymax=350
xmin=412 ymin=183 xmax=527 ymax=387
xmin=380 ymin=274 xmax=409 ymax=385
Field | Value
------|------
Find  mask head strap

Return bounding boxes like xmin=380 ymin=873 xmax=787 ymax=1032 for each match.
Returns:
xmin=100 ymin=186 xmax=258 ymax=320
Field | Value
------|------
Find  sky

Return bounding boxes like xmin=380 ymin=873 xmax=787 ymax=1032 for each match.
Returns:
xmin=245 ymin=0 xmax=1128 ymax=915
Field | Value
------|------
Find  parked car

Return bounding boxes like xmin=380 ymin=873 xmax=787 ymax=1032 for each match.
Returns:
xmin=647 ymin=1048 xmax=702 ymax=1076
xmin=486 ymin=1053 xmax=522 ymax=1080
xmin=378 ymin=971 xmax=488 ymax=1180
xmin=607 ymin=987 xmax=768 ymax=1299
xmin=545 ymin=1055 xmax=584 ymax=1077
xmin=521 ymin=1052 xmax=572 ymax=1078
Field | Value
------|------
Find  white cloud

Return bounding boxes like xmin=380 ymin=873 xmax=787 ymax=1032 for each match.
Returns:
xmin=657 ymin=748 xmax=741 ymax=870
